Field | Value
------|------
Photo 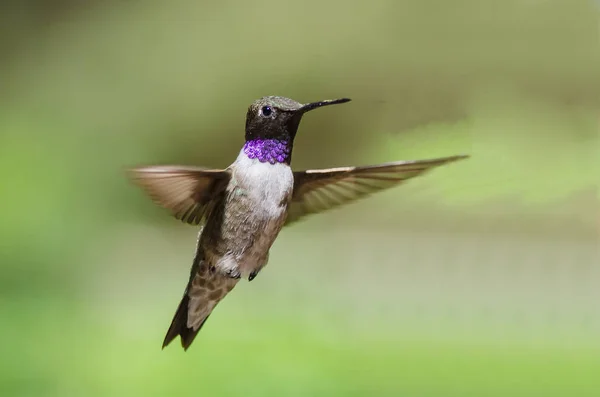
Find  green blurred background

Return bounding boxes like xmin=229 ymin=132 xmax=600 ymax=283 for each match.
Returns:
xmin=1 ymin=1 xmax=598 ymax=396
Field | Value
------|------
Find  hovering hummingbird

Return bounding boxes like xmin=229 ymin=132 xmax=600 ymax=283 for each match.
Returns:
xmin=128 ymin=96 xmax=468 ymax=350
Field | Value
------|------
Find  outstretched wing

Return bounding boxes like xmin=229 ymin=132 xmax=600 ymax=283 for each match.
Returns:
xmin=127 ymin=165 xmax=231 ymax=225
xmin=286 ymin=155 xmax=468 ymax=225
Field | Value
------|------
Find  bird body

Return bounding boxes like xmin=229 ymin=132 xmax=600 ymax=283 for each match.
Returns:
xmin=128 ymin=96 xmax=468 ymax=350
xmin=206 ymin=150 xmax=294 ymax=280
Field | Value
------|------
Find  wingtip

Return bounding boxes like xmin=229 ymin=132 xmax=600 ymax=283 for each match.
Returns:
xmin=125 ymin=165 xmax=168 ymax=176
xmin=123 ymin=166 xmax=140 ymax=178
xmin=124 ymin=165 xmax=157 ymax=182
xmin=450 ymin=154 xmax=470 ymax=162
xmin=428 ymin=154 xmax=470 ymax=168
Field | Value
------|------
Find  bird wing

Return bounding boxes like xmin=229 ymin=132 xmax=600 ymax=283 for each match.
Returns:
xmin=285 ymin=155 xmax=468 ymax=225
xmin=128 ymin=165 xmax=231 ymax=225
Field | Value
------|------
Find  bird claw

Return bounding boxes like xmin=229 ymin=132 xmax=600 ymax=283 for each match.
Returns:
xmin=248 ymin=270 xmax=259 ymax=281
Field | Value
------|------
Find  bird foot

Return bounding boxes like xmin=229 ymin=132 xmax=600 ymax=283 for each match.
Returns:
xmin=248 ymin=269 xmax=260 ymax=281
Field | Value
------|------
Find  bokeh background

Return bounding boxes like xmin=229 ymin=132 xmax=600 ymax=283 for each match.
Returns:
xmin=1 ymin=1 xmax=598 ymax=396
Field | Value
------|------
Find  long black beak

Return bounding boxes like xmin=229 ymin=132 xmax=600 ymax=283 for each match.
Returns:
xmin=300 ymin=98 xmax=351 ymax=112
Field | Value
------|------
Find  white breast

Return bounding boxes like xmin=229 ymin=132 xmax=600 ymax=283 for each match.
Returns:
xmin=232 ymin=150 xmax=294 ymax=217
xmin=223 ymin=150 xmax=294 ymax=276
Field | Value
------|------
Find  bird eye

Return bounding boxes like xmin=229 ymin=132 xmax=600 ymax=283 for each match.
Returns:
xmin=260 ymin=106 xmax=273 ymax=117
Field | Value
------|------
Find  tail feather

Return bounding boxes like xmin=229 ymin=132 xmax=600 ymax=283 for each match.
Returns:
xmin=162 ymin=294 xmax=211 ymax=350
xmin=162 ymin=261 xmax=238 ymax=351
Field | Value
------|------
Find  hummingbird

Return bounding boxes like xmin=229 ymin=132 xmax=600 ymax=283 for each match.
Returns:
xmin=128 ymin=96 xmax=468 ymax=350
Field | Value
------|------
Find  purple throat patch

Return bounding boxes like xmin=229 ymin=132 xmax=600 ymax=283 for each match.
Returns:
xmin=243 ymin=139 xmax=291 ymax=164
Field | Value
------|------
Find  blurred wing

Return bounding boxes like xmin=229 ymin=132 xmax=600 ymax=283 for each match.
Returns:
xmin=128 ymin=165 xmax=231 ymax=225
xmin=286 ymin=155 xmax=468 ymax=225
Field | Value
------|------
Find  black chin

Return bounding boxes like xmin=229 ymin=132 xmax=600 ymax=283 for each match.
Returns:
xmin=285 ymin=113 xmax=303 ymax=140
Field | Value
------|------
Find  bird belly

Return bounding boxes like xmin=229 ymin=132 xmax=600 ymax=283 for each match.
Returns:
xmin=238 ymin=210 xmax=286 ymax=276
xmin=217 ymin=193 xmax=288 ymax=279
xmin=209 ymin=159 xmax=293 ymax=279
